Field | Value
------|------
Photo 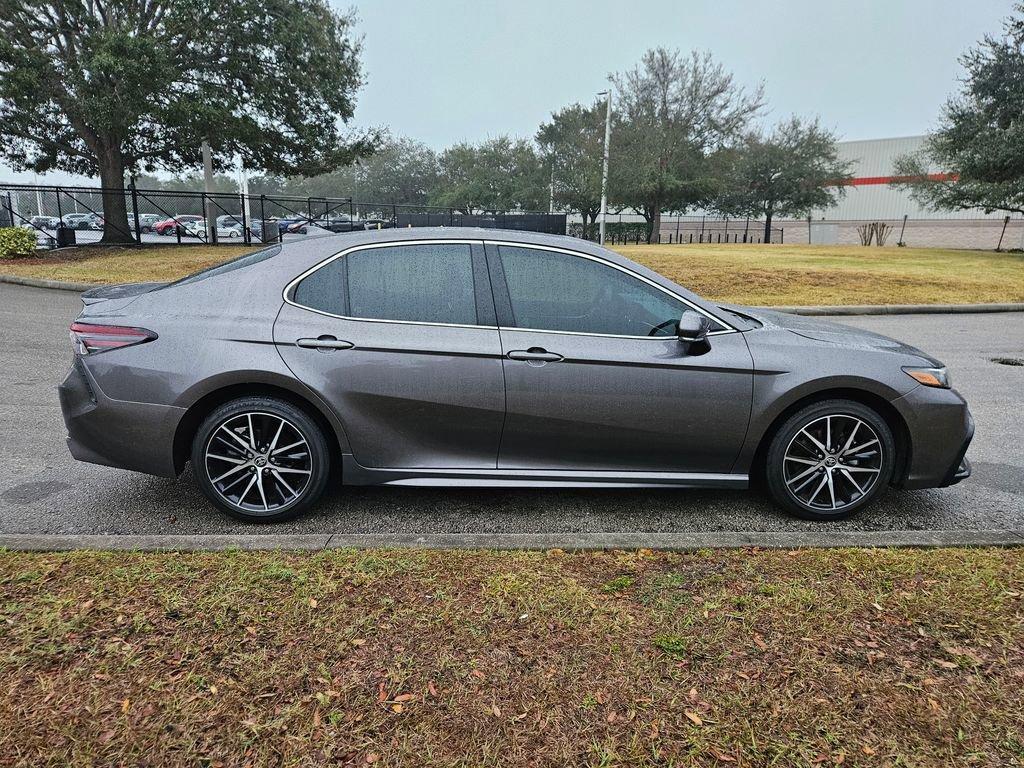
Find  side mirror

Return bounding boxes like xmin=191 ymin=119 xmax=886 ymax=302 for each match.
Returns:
xmin=677 ymin=310 xmax=711 ymax=343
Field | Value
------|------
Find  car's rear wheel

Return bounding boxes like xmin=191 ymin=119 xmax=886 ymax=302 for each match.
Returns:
xmin=765 ymin=399 xmax=895 ymax=520
xmin=191 ymin=397 xmax=330 ymax=522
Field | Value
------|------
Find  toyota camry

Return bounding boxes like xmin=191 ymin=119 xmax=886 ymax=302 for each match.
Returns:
xmin=59 ymin=229 xmax=973 ymax=522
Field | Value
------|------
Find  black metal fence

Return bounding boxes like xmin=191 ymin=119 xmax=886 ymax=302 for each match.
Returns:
xmin=570 ymin=214 xmax=785 ymax=245
xmin=0 ymin=183 xmax=567 ymax=246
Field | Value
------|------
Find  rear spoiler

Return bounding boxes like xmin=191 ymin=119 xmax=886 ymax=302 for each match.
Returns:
xmin=81 ymin=282 xmax=167 ymax=306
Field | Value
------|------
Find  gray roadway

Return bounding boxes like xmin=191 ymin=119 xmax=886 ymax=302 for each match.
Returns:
xmin=1 ymin=282 xmax=1022 ymax=537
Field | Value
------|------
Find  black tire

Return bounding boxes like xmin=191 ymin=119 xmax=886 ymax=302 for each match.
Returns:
xmin=765 ymin=399 xmax=895 ymax=521
xmin=191 ymin=397 xmax=330 ymax=522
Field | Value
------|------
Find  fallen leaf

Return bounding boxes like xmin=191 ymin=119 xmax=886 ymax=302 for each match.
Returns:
xmin=685 ymin=710 xmax=703 ymax=726
xmin=753 ymin=634 xmax=768 ymax=651
xmin=209 ymin=685 xmax=218 ymax=695
xmin=595 ymin=691 xmax=606 ymax=705
xmin=394 ymin=693 xmax=415 ymax=702
xmin=365 ymin=753 xmax=380 ymax=764
xmin=492 ymin=704 xmax=501 ymax=717
xmin=121 ymin=698 xmax=130 ymax=714
xmin=688 ymin=687 xmax=698 ymax=701
xmin=312 ymin=710 xmax=321 ymax=728
xmin=862 ymin=745 xmax=876 ymax=755
xmin=391 ymin=703 xmax=403 ymax=714
xmin=606 ymin=711 xmax=616 ymax=723
xmin=471 ymin=669 xmax=486 ymax=680
xmin=351 ymin=638 xmax=367 ymax=646
xmin=308 ymin=598 xmax=318 ymax=608
xmin=428 ymin=681 xmax=439 ymax=697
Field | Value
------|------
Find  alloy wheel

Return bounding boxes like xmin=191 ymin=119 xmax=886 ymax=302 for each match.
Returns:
xmin=782 ymin=414 xmax=883 ymax=512
xmin=203 ymin=411 xmax=313 ymax=514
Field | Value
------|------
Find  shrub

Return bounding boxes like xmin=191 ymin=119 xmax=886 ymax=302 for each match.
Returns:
xmin=0 ymin=227 xmax=37 ymax=259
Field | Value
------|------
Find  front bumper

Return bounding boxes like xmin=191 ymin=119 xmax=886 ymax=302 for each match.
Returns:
xmin=892 ymin=385 xmax=974 ymax=490
xmin=58 ymin=357 xmax=183 ymax=478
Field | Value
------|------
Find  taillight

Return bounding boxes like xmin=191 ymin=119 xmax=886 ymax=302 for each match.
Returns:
xmin=69 ymin=322 xmax=157 ymax=355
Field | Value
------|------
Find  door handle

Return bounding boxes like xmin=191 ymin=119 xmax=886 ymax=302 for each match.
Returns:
xmin=507 ymin=348 xmax=563 ymax=363
xmin=296 ymin=336 xmax=354 ymax=351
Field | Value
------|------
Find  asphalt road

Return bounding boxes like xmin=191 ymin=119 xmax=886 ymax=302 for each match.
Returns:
xmin=1 ymin=282 xmax=1022 ymax=536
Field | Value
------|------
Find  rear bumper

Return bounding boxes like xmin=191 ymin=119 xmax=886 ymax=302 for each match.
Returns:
xmin=58 ymin=357 xmax=183 ymax=478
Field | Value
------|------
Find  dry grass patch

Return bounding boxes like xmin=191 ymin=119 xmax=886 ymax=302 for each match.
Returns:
xmin=617 ymin=243 xmax=1024 ymax=305
xmin=3 ymin=242 xmax=1024 ymax=306
xmin=0 ymin=244 xmax=258 ymax=285
xmin=1 ymin=547 xmax=1022 ymax=767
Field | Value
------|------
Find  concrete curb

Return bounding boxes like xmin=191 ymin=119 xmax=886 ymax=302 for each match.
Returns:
xmin=3 ymin=273 xmax=1022 ymax=315
xmin=0 ymin=274 xmax=95 ymax=292
xmin=2 ymin=530 xmax=1023 ymax=552
xmin=767 ymin=303 xmax=1024 ymax=316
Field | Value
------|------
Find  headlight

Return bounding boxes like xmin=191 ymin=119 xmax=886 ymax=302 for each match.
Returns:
xmin=903 ymin=366 xmax=951 ymax=389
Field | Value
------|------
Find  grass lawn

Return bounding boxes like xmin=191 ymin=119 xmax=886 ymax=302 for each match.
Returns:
xmin=2 ymin=547 xmax=1022 ymax=766
xmin=2 ymin=242 xmax=1024 ymax=306
xmin=620 ymin=243 xmax=1024 ymax=306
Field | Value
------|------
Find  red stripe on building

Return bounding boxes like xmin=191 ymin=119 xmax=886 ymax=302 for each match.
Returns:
xmin=844 ymin=172 xmax=958 ymax=186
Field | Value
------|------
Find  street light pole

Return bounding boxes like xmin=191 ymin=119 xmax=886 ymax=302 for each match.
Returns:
xmin=598 ymin=87 xmax=612 ymax=245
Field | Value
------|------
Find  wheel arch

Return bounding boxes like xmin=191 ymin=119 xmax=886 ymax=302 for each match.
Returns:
xmin=172 ymin=379 xmax=346 ymax=476
xmin=748 ymin=387 xmax=911 ymax=488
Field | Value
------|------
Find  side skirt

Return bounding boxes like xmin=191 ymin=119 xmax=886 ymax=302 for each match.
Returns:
xmin=341 ymin=455 xmax=748 ymax=489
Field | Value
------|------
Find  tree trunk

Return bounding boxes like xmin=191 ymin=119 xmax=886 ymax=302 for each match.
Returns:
xmin=649 ymin=207 xmax=662 ymax=244
xmin=97 ymin=147 xmax=135 ymax=244
xmin=763 ymin=210 xmax=773 ymax=244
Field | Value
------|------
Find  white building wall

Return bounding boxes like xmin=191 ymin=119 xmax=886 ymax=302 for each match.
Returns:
xmin=811 ymin=135 xmax=1007 ymax=221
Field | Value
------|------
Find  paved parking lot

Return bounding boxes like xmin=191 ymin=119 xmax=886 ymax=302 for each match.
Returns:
xmin=1 ymin=281 xmax=1022 ymax=537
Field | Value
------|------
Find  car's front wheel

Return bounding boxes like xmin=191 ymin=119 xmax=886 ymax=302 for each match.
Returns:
xmin=191 ymin=397 xmax=330 ymax=522
xmin=765 ymin=399 xmax=895 ymax=520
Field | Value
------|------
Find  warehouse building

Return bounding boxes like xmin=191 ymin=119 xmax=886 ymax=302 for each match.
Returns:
xmin=796 ymin=135 xmax=1023 ymax=249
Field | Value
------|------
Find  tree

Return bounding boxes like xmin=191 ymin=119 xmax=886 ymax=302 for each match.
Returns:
xmin=713 ymin=117 xmax=853 ymax=243
xmin=610 ymin=48 xmax=764 ymax=242
xmin=433 ymin=137 xmax=547 ymax=213
xmin=0 ymin=0 xmax=377 ymax=243
xmin=537 ymin=101 xmax=605 ymax=234
xmin=892 ymin=4 xmax=1024 ymax=216
xmin=283 ymin=137 xmax=439 ymax=206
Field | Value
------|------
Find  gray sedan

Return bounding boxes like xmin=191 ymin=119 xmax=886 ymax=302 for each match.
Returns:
xmin=58 ymin=229 xmax=973 ymax=522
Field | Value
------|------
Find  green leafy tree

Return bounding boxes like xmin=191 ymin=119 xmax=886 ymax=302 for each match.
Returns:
xmin=537 ymin=101 xmax=605 ymax=233
xmin=892 ymin=4 xmax=1024 ymax=216
xmin=433 ymin=137 xmax=547 ymax=213
xmin=0 ymin=0 xmax=377 ymax=243
xmin=284 ymin=137 xmax=440 ymax=206
xmin=134 ymin=172 xmax=239 ymax=194
xmin=610 ymin=48 xmax=764 ymax=242
xmin=713 ymin=117 xmax=853 ymax=243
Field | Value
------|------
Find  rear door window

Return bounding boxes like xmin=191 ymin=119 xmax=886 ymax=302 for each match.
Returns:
xmin=292 ymin=242 xmax=480 ymax=326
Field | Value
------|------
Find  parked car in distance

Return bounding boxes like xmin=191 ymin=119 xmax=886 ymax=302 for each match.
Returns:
xmin=80 ymin=213 xmax=104 ymax=230
xmin=276 ymin=217 xmax=309 ymax=235
xmin=29 ymin=215 xmax=61 ymax=229
xmin=137 ymin=214 xmax=162 ymax=233
xmin=215 ymin=215 xmax=246 ymax=238
xmin=60 ymin=213 xmax=92 ymax=229
xmin=312 ymin=215 xmax=365 ymax=233
xmin=59 ymin=229 xmax=973 ymax=524
xmin=154 ymin=215 xmax=203 ymax=236
xmin=60 ymin=212 xmax=102 ymax=230
xmin=183 ymin=219 xmax=207 ymax=238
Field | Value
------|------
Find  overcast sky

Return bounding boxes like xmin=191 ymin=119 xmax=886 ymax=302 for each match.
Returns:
xmin=3 ymin=0 xmax=1017 ymax=184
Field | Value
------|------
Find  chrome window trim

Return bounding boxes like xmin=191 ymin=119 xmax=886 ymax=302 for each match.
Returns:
xmin=282 ymin=236 xmax=736 ymax=337
xmin=282 ymin=238 xmax=497 ymax=331
xmin=485 ymin=239 xmax=736 ymax=337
